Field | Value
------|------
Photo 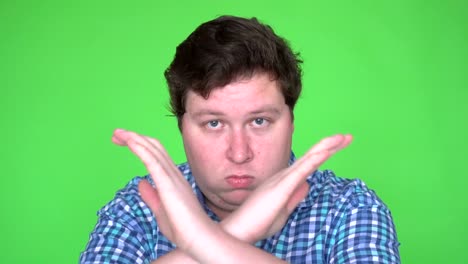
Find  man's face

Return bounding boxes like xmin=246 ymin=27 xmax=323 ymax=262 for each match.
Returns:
xmin=181 ymin=73 xmax=294 ymax=219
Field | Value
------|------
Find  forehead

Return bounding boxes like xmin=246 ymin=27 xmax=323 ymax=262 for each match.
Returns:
xmin=185 ymin=73 xmax=286 ymax=113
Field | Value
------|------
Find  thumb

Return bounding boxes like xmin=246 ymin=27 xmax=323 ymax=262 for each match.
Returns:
xmin=286 ymin=181 xmax=309 ymax=213
xmin=138 ymin=179 xmax=162 ymax=214
xmin=139 ymin=179 xmax=175 ymax=241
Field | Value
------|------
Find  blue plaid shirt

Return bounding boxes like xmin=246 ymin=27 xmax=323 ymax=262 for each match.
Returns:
xmin=80 ymin=157 xmax=400 ymax=263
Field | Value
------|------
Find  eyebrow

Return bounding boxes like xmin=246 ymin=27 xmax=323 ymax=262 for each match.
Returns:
xmin=248 ymin=107 xmax=282 ymax=116
xmin=191 ymin=110 xmax=225 ymax=118
xmin=191 ymin=106 xmax=283 ymax=118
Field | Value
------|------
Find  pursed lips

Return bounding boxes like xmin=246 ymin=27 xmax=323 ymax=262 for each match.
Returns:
xmin=225 ymin=175 xmax=255 ymax=189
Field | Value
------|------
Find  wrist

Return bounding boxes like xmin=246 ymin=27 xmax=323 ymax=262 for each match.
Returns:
xmin=220 ymin=217 xmax=256 ymax=244
xmin=185 ymin=223 xmax=233 ymax=262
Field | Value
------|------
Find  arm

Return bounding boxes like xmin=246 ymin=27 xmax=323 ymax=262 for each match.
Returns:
xmin=116 ymin=129 xmax=352 ymax=263
xmin=132 ymin=141 xmax=294 ymax=263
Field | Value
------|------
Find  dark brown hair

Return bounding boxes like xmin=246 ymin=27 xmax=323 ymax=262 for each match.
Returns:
xmin=164 ymin=15 xmax=303 ymax=128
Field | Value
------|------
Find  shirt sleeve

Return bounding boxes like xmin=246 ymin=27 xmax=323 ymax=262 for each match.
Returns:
xmin=79 ymin=177 xmax=159 ymax=264
xmin=329 ymin=193 xmax=401 ymax=264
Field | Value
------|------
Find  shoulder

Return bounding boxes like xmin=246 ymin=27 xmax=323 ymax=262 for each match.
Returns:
xmin=288 ymin=170 xmax=400 ymax=263
xmin=97 ymin=161 xmax=193 ymax=231
xmin=301 ymin=169 xmax=387 ymax=210
xmin=80 ymin=163 xmax=193 ymax=263
xmin=288 ymin=153 xmax=384 ymax=209
xmin=80 ymin=175 xmax=157 ymax=262
xmin=97 ymin=176 xmax=149 ymax=222
xmin=97 ymin=162 xmax=193 ymax=222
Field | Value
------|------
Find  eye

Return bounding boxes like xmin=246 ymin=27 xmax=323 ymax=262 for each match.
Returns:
xmin=206 ymin=120 xmax=222 ymax=129
xmin=251 ymin=118 xmax=268 ymax=127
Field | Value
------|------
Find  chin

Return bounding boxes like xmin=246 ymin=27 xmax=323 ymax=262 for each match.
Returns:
xmin=222 ymin=189 xmax=252 ymax=205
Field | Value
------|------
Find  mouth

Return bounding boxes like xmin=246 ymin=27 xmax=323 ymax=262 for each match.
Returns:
xmin=225 ymin=175 xmax=254 ymax=189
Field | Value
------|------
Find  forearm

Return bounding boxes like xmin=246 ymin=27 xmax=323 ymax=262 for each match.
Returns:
xmin=151 ymin=244 xmax=285 ymax=264
xmin=187 ymin=225 xmax=286 ymax=264
xmin=150 ymin=248 xmax=199 ymax=264
xmin=151 ymin=223 xmax=284 ymax=263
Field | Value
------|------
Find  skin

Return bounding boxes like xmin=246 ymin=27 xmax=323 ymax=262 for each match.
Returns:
xmin=181 ymin=73 xmax=294 ymax=219
xmin=111 ymin=73 xmax=353 ymax=262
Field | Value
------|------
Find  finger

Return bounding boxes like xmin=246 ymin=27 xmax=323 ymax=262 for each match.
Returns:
xmin=114 ymin=130 xmax=169 ymax=169
xmin=285 ymin=181 xmax=310 ymax=213
xmin=332 ymin=134 xmax=353 ymax=154
xmin=112 ymin=129 xmax=177 ymax=174
xmin=139 ymin=179 xmax=174 ymax=241
xmin=112 ymin=129 xmax=155 ymax=148
xmin=282 ymin=134 xmax=353 ymax=196
xmin=138 ymin=179 xmax=162 ymax=213
xmin=138 ymin=136 xmax=185 ymax=184
xmin=114 ymin=130 xmax=188 ymax=204
xmin=126 ymin=140 xmax=179 ymax=191
xmin=141 ymin=136 xmax=180 ymax=174
xmin=306 ymin=134 xmax=346 ymax=155
xmin=112 ymin=128 xmax=129 ymax=146
xmin=143 ymin=136 xmax=174 ymax=163
xmin=112 ymin=129 xmax=157 ymax=149
xmin=283 ymin=150 xmax=332 ymax=187
xmin=291 ymin=134 xmax=353 ymax=173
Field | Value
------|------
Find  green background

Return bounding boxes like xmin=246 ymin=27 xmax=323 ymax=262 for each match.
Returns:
xmin=2 ymin=0 xmax=467 ymax=263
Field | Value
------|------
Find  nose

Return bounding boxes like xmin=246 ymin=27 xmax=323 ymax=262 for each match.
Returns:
xmin=226 ymin=129 xmax=253 ymax=164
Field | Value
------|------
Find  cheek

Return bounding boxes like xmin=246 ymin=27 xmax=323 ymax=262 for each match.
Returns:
xmin=260 ymin=124 xmax=293 ymax=149
xmin=253 ymin=129 xmax=293 ymax=171
xmin=183 ymin=132 xmax=224 ymax=173
xmin=184 ymin=135 xmax=204 ymax=162
xmin=258 ymin=138 xmax=291 ymax=162
xmin=184 ymin=132 xmax=224 ymax=157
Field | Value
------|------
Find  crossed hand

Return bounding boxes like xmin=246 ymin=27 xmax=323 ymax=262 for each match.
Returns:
xmin=112 ymin=129 xmax=352 ymax=263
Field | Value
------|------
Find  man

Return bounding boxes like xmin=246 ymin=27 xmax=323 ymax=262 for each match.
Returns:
xmin=80 ymin=15 xmax=400 ymax=263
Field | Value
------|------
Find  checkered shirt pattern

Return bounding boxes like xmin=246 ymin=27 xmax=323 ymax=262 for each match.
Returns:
xmin=80 ymin=156 xmax=400 ymax=263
